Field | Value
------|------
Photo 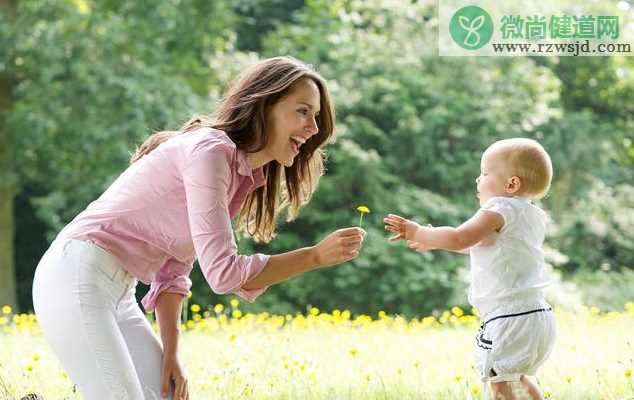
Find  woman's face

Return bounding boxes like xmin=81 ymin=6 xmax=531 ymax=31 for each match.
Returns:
xmin=265 ymin=78 xmax=321 ymax=167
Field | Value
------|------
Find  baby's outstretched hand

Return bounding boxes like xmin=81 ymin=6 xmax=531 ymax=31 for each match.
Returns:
xmin=383 ymin=214 xmax=419 ymax=242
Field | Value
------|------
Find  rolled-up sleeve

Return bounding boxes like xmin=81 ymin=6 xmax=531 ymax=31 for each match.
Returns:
xmin=141 ymin=258 xmax=193 ymax=311
xmin=183 ymin=143 xmax=270 ymax=302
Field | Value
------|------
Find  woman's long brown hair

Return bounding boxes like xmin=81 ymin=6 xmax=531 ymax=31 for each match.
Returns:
xmin=130 ymin=57 xmax=335 ymax=243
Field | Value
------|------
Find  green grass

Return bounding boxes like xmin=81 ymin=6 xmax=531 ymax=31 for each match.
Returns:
xmin=1 ymin=304 xmax=633 ymax=399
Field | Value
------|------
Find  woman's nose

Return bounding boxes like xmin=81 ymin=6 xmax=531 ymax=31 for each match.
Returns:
xmin=305 ymin=117 xmax=318 ymax=136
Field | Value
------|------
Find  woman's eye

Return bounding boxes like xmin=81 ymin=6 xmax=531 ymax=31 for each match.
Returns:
xmin=298 ymin=109 xmax=309 ymax=115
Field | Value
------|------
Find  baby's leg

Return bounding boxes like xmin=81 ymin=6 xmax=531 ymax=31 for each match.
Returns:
xmin=490 ymin=381 xmax=515 ymax=400
xmin=520 ymin=375 xmax=543 ymax=399
xmin=490 ymin=377 xmax=542 ymax=400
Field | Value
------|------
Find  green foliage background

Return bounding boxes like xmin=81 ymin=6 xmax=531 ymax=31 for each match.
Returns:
xmin=2 ymin=0 xmax=633 ymax=315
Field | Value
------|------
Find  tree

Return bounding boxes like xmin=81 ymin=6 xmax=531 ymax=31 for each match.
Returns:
xmin=4 ymin=0 xmax=236 ymax=310
xmin=238 ymin=0 xmax=565 ymax=315
xmin=0 ymin=0 xmax=17 ymax=308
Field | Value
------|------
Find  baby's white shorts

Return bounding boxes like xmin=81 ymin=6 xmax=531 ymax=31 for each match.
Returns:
xmin=474 ymin=300 xmax=556 ymax=383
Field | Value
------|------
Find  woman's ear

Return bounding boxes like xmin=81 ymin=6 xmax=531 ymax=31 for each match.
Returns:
xmin=505 ymin=176 xmax=522 ymax=194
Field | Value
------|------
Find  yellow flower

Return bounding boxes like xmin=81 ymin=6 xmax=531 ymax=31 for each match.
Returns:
xmin=309 ymin=307 xmax=320 ymax=316
xmin=190 ymin=304 xmax=201 ymax=313
xmin=356 ymin=205 xmax=370 ymax=227
xmin=232 ymin=310 xmax=243 ymax=319
xmin=1 ymin=305 xmax=11 ymax=315
xmin=625 ymin=368 xmax=632 ymax=379
xmin=470 ymin=386 xmax=481 ymax=395
xmin=451 ymin=306 xmax=464 ymax=317
xmin=214 ymin=304 xmax=224 ymax=313
xmin=186 ymin=291 xmax=192 ymax=299
xmin=349 ymin=348 xmax=359 ymax=357
xmin=230 ymin=299 xmax=240 ymax=308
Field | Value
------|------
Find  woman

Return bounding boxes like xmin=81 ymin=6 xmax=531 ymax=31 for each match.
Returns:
xmin=32 ymin=56 xmax=365 ymax=400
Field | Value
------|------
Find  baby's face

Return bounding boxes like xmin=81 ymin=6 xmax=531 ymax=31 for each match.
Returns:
xmin=475 ymin=150 xmax=513 ymax=206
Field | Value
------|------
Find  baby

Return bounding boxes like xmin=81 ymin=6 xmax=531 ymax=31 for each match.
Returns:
xmin=385 ymin=138 xmax=556 ymax=400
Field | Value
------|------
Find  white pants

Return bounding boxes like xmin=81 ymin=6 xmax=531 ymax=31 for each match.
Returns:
xmin=474 ymin=299 xmax=556 ymax=384
xmin=32 ymin=238 xmax=170 ymax=400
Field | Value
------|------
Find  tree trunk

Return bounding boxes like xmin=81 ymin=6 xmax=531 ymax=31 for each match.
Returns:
xmin=0 ymin=0 xmax=17 ymax=310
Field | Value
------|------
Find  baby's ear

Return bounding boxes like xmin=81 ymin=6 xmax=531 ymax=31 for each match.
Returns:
xmin=505 ymin=176 xmax=522 ymax=194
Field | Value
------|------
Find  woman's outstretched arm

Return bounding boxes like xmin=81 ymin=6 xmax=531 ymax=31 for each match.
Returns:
xmin=242 ymin=227 xmax=365 ymax=290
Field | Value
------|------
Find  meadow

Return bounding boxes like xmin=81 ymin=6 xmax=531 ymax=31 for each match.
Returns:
xmin=1 ymin=300 xmax=633 ymax=400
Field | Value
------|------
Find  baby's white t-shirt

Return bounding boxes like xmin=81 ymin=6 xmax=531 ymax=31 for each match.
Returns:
xmin=468 ymin=196 xmax=551 ymax=317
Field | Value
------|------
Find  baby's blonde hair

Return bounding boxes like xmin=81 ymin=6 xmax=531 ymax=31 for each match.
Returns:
xmin=486 ymin=138 xmax=553 ymax=200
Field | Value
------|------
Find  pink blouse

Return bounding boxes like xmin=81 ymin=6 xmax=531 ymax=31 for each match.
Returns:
xmin=58 ymin=128 xmax=270 ymax=310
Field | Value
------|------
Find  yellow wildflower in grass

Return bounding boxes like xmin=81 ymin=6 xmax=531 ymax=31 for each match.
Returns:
xmin=470 ymin=386 xmax=481 ymax=395
xmin=230 ymin=299 xmax=240 ymax=308
xmin=625 ymin=368 xmax=632 ymax=379
xmin=232 ymin=310 xmax=243 ymax=319
xmin=214 ymin=304 xmax=224 ymax=314
xmin=349 ymin=348 xmax=359 ymax=357
xmin=190 ymin=304 xmax=201 ymax=313
xmin=309 ymin=307 xmax=320 ymax=316
xmin=356 ymin=205 xmax=370 ymax=227
xmin=187 ymin=291 xmax=192 ymax=299
xmin=451 ymin=306 xmax=464 ymax=317
xmin=2 ymin=305 xmax=11 ymax=315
